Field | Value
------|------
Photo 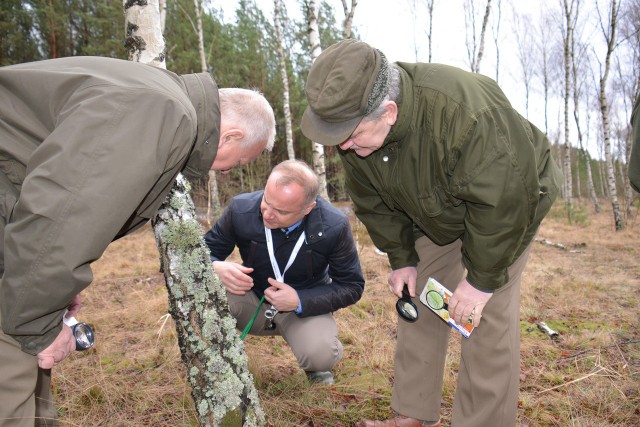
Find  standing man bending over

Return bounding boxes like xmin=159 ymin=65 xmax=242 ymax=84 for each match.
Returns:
xmin=0 ymin=56 xmax=276 ymax=426
xmin=301 ymin=40 xmax=562 ymax=426
xmin=204 ymin=159 xmax=364 ymax=385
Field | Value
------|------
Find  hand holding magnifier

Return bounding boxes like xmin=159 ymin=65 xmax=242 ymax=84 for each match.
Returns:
xmin=396 ymin=285 xmax=419 ymax=322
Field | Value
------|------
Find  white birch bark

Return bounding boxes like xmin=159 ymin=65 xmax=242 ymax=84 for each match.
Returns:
xmin=561 ymin=0 xmax=576 ymax=217
xmin=341 ymin=0 xmax=357 ymax=39
xmin=306 ymin=0 xmax=329 ymax=200
xmin=597 ymin=0 xmax=624 ymax=230
xmin=123 ymin=1 xmax=264 ymax=424
xmin=274 ymin=0 xmax=295 ymax=159
xmin=464 ymin=0 xmax=492 ymax=73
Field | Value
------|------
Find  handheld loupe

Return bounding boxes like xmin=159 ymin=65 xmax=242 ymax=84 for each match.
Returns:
xmin=396 ymin=286 xmax=419 ymax=322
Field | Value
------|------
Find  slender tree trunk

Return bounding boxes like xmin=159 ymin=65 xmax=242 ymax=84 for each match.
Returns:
xmin=306 ymin=0 xmax=329 ymax=200
xmin=584 ymin=150 xmax=600 ymax=212
xmin=192 ymin=0 xmax=221 ymax=217
xmin=492 ymin=0 xmax=502 ymax=83
xmin=427 ymin=0 xmax=434 ymax=62
xmin=341 ymin=0 xmax=357 ymax=39
xmin=464 ymin=0 xmax=492 ymax=73
xmin=562 ymin=0 xmax=575 ymax=220
xmin=598 ymin=0 xmax=624 ymax=230
xmin=274 ymin=0 xmax=295 ymax=159
xmin=123 ymin=2 xmax=265 ymax=425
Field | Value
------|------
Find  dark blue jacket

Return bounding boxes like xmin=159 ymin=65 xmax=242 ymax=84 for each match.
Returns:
xmin=204 ymin=191 xmax=364 ymax=317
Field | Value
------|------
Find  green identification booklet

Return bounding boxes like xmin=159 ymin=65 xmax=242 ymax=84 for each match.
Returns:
xmin=418 ymin=277 xmax=476 ymax=338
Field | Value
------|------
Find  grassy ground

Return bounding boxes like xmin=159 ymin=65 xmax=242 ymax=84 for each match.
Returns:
xmin=54 ymin=201 xmax=639 ymax=426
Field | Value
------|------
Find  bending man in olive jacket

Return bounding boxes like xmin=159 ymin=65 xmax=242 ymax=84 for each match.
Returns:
xmin=0 ymin=56 xmax=275 ymax=426
xmin=302 ymin=40 xmax=563 ymax=427
xmin=204 ymin=160 xmax=364 ymax=385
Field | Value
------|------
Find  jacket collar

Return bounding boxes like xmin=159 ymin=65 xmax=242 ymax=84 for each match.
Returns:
xmin=180 ymin=72 xmax=221 ymax=180
xmin=384 ymin=64 xmax=413 ymax=144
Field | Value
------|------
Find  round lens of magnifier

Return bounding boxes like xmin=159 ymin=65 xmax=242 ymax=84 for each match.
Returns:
xmin=72 ymin=323 xmax=95 ymax=351
xmin=425 ymin=290 xmax=448 ymax=310
xmin=396 ymin=287 xmax=419 ymax=322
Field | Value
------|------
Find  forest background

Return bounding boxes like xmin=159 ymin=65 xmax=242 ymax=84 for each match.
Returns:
xmin=2 ymin=0 xmax=639 ymax=230
xmin=1 ymin=0 xmax=639 ymax=425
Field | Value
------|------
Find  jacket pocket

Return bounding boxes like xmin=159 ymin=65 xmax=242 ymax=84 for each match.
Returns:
xmin=0 ymin=171 xmax=19 ymax=274
xmin=418 ymin=186 xmax=446 ymax=217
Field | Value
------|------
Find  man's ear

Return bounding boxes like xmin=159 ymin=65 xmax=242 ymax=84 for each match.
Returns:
xmin=384 ymin=101 xmax=398 ymax=125
xmin=219 ymin=128 xmax=245 ymax=147
xmin=302 ymin=200 xmax=317 ymax=216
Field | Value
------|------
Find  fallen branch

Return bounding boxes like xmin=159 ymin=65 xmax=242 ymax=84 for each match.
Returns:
xmin=560 ymin=339 xmax=640 ymax=360
xmin=535 ymin=237 xmax=586 ymax=252
xmin=536 ymin=366 xmax=606 ymax=394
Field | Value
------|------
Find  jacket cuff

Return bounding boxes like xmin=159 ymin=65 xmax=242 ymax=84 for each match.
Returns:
xmin=465 ymin=267 xmax=508 ymax=292
xmin=11 ymin=324 xmax=62 ymax=356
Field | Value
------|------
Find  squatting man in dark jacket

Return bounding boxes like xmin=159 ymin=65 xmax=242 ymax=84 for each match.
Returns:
xmin=204 ymin=159 xmax=364 ymax=385
xmin=0 ymin=56 xmax=276 ymax=426
xmin=301 ymin=40 xmax=563 ymax=427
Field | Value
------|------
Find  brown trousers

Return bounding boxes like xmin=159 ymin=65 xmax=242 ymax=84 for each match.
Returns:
xmin=0 ymin=314 xmax=57 ymax=427
xmin=0 ymin=170 xmax=57 ymax=427
xmin=392 ymin=236 xmax=532 ymax=427
xmin=227 ymin=290 xmax=343 ymax=372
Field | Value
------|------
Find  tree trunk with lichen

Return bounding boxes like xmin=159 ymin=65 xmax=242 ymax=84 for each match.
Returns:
xmin=151 ymin=177 xmax=265 ymax=426
xmin=123 ymin=1 xmax=265 ymax=425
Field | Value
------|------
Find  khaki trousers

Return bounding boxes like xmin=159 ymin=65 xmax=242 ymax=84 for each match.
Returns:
xmin=0 ymin=315 xmax=58 ymax=427
xmin=392 ymin=236 xmax=532 ymax=427
xmin=227 ymin=291 xmax=343 ymax=372
xmin=1 ymin=170 xmax=57 ymax=427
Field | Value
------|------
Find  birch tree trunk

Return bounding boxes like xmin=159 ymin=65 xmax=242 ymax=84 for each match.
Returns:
xmin=570 ymin=21 xmax=600 ymax=212
xmin=340 ymin=0 xmax=357 ymax=39
xmin=464 ymin=0 xmax=492 ymax=73
xmin=492 ymin=0 xmax=502 ymax=83
xmin=194 ymin=0 xmax=222 ymax=217
xmin=597 ymin=0 xmax=624 ymax=230
xmin=123 ymin=1 xmax=265 ymax=425
xmin=306 ymin=0 xmax=329 ymax=200
xmin=274 ymin=0 xmax=295 ymax=159
xmin=561 ymin=0 xmax=577 ymax=220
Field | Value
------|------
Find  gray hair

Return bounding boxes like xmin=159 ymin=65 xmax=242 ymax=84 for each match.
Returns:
xmin=270 ymin=159 xmax=319 ymax=206
xmin=219 ymin=88 xmax=276 ymax=151
xmin=363 ymin=64 xmax=401 ymax=122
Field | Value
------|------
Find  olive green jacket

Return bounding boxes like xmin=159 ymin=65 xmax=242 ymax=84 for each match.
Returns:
xmin=0 ymin=57 xmax=220 ymax=354
xmin=340 ymin=62 xmax=562 ymax=291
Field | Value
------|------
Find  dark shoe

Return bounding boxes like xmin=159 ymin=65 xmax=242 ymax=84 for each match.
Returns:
xmin=356 ymin=415 xmax=440 ymax=427
xmin=305 ymin=370 xmax=334 ymax=385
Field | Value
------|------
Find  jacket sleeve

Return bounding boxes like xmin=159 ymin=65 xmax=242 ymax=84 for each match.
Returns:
xmin=454 ymin=108 xmax=543 ymax=291
xmin=340 ymin=152 xmax=419 ymax=270
xmin=203 ymin=203 xmax=237 ymax=262
xmin=295 ymin=219 xmax=365 ymax=317
xmin=1 ymin=85 xmax=197 ymax=354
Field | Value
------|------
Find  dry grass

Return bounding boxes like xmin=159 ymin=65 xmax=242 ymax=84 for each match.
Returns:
xmin=54 ymin=201 xmax=640 ymax=426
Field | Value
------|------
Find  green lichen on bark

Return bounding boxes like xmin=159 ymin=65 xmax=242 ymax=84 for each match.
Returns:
xmin=151 ymin=174 xmax=265 ymax=427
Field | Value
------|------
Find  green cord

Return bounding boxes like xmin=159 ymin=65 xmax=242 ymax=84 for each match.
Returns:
xmin=240 ymin=295 xmax=265 ymax=340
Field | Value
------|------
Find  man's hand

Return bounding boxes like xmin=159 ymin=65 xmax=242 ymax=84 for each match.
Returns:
xmin=448 ymin=278 xmax=492 ymax=327
xmin=388 ymin=266 xmax=418 ymax=298
xmin=37 ymin=326 xmax=75 ymax=369
xmin=264 ymin=278 xmax=300 ymax=312
xmin=212 ymin=261 xmax=254 ymax=295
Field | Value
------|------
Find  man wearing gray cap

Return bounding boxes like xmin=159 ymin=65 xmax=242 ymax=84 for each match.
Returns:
xmin=301 ymin=39 xmax=562 ymax=427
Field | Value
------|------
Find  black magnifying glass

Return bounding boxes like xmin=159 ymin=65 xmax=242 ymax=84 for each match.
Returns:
xmin=396 ymin=286 xmax=419 ymax=322
xmin=425 ymin=289 xmax=449 ymax=311
xmin=63 ymin=311 xmax=95 ymax=351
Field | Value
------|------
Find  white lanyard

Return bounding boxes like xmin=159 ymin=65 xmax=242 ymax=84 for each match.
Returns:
xmin=264 ymin=226 xmax=306 ymax=283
